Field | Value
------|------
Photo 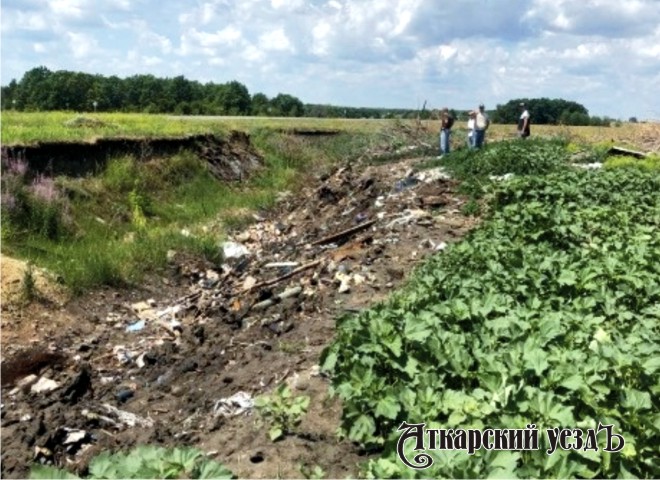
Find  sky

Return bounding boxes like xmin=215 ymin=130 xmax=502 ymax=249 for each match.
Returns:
xmin=2 ymin=0 xmax=660 ymax=120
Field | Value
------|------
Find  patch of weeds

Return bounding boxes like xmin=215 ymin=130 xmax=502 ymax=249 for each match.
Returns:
xmin=101 ymin=155 xmax=140 ymax=193
xmin=5 ymin=130 xmax=370 ymax=295
xmin=29 ymin=445 xmax=233 ymax=479
xmin=21 ymin=262 xmax=38 ymax=302
xmin=278 ymin=340 xmax=306 ymax=354
xmin=605 ymin=154 xmax=660 ymax=171
xmin=1 ymin=158 xmax=70 ymax=242
xmin=128 ymin=186 xmax=150 ymax=231
xmin=299 ymin=464 xmax=326 ymax=479
xmin=254 ymin=383 xmax=310 ymax=441
xmin=460 ymin=198 xmax=481 ymax=217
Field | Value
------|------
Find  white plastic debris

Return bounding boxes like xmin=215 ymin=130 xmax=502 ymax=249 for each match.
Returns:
xmin=155 ymin=304 xmax=182 ymax=320
xmin=243 ymin=276 xmax=257 ymax=290
xmin=213 ymin=391 xmax=254 ymax=417
xmin=16 ymin=374 xmax=39 ymax=391
xmin=101 ymin=403 xmax=154 ymax=428
xmin=489 ymin=173 xmax=515 ymax=181
xmin=415 ymin=167 xmax=451 ymax=183
xmin=63 ymin=429 xmax=88 ymax=445
xmin=386 ymin=209 xmax=432 ymax=229
xmin=222 ymin=241 xmax=250 ymax=260
xmin=113 ymin=346 xmax=134 ymax=364
xmin=573 ymin=162 xmax=603 ymax=170
xmin=125 ymin=320 xmax=146 ymax=333
xmin=31 ymin=377 xmax=61 ymax=394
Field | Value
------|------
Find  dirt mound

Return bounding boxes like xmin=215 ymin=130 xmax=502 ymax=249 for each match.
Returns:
xmin=0 ymin=153 xmax=477 ymax=478
xmin=0 ymin=255 xmax=69 ymax=307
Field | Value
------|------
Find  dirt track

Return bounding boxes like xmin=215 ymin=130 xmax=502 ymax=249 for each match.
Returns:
xmin=1 ymin=152 xmax=476 ymax=478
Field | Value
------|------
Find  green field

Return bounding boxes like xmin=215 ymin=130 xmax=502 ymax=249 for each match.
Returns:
xmin=1 ymin=111 xmax=395 ymax=146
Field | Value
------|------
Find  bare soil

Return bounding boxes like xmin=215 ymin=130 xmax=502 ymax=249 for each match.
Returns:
xmin=1 ymin=148 xmax=476 ymax=478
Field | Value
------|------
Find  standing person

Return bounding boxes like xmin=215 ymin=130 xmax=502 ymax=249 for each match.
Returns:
xmin=474 ymin=104 xmax=490 ymax=148
xmin=439 ymin=107 xmax=454 ymax=156
xmin=466 ymin=110 xmax=476 ymax=149
xmin=518 ymin=102 xmax=531 ymax=138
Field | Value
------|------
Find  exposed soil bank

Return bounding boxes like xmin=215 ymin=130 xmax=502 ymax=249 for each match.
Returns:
xmin=1 ymin=132 xmax=263 ymax=181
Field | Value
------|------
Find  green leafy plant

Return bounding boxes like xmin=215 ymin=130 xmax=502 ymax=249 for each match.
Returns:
xmin=460 ymin=198 xmax=481 ymax=217
xmin=254 ymin=383 xmax=310 ymax=441
xmin=322 ymin=166 xmax=660 ymax=478
xmin=30 ymin=445 xmax=233 ymax=479
xmin=299 ymin=463 xmax=326 ymax=479
xmin=128 ymin=186 xmax=149 ymax=231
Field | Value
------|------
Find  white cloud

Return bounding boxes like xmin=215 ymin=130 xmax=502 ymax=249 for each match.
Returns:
xmin=270 ymin=0 xmax=304 ymax=10
xmin=140 ymin=30 xmax=174 ymax=55
xmin=242 ymin=45 xmax=265 ymax=62
xmin=311 ymin=21 xmax=332 ymax=56
xmin=66 ymin=32 xmax=98 ymax=58
xmin=1 ymin=0 xmax=659 ymax=119
xmin=258 ymin=28 xmax=293 ymax=52
xmin=49 ymin=0 xmax=87 ymax=18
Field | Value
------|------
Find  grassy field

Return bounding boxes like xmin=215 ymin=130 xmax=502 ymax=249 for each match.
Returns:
xmin=2 ymin=111 xmax=658 ymax=150
xmin=1 ymin=111 xmax=391 ymax=146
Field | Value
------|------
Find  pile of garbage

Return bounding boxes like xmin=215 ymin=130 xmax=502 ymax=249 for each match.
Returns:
xmin=1 ymin=156 xmax=477 ymax=478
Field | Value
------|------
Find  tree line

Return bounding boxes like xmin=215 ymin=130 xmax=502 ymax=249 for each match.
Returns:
xmin=0 ymin=66 xmax=305 ymax=116
xmin=2 ymin=67 xmax=619 ymax=125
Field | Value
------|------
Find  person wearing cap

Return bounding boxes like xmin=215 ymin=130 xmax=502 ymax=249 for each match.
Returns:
xmin=474 ymin=104 xmax=490 ymax=148
xmin=438 ymin=107 xmax=454 ymax=155
xmin=518 ymin=102 xmax=531 ymax=138
xmin=466 ymin=110 xmax=477 ymax=149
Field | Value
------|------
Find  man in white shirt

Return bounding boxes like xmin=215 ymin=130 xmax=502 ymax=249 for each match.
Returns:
xmin=474 ymin=104 xmax=490 ymax=148
xmin=518 ymin=103 xmax=531 ymax=138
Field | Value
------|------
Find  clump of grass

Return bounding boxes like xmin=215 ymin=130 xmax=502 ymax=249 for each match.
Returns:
xmin=21 ymin=262 xmax=38 ymax=302
xmin=604 ymin=153 xmax=660 ymax=170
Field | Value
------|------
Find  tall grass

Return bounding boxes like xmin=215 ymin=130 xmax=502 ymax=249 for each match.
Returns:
xmin=2 ymin=129 xmax=375 ymax=293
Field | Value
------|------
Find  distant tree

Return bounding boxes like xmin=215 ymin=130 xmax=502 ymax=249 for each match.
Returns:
xmin=214 ymin=80 xmax=251 ymax=115
xmin=629 ymin=117 xmax=638 ymax=123
xmin=493 ymin=98 xmax=598 ymax=126
xmin=251 ymin=93 xmax=270 ymax=116
xmin=270 ymin=93 xmax=304 ymax=117
xmin=18 ymin=66 xmax=54 ymax=110
xmin=1 ymin=79 xmax=19 ymax=109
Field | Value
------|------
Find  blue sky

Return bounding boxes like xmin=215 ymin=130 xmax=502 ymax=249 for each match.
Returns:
xmin=2 ymin=0 xmax=659 ymax=119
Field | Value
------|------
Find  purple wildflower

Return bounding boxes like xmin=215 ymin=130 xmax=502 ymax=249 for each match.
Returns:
xmin=6 ymin=158 xmax=28 ymax=177
xmin=30 ymin=174 xmax=60 ymax=203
